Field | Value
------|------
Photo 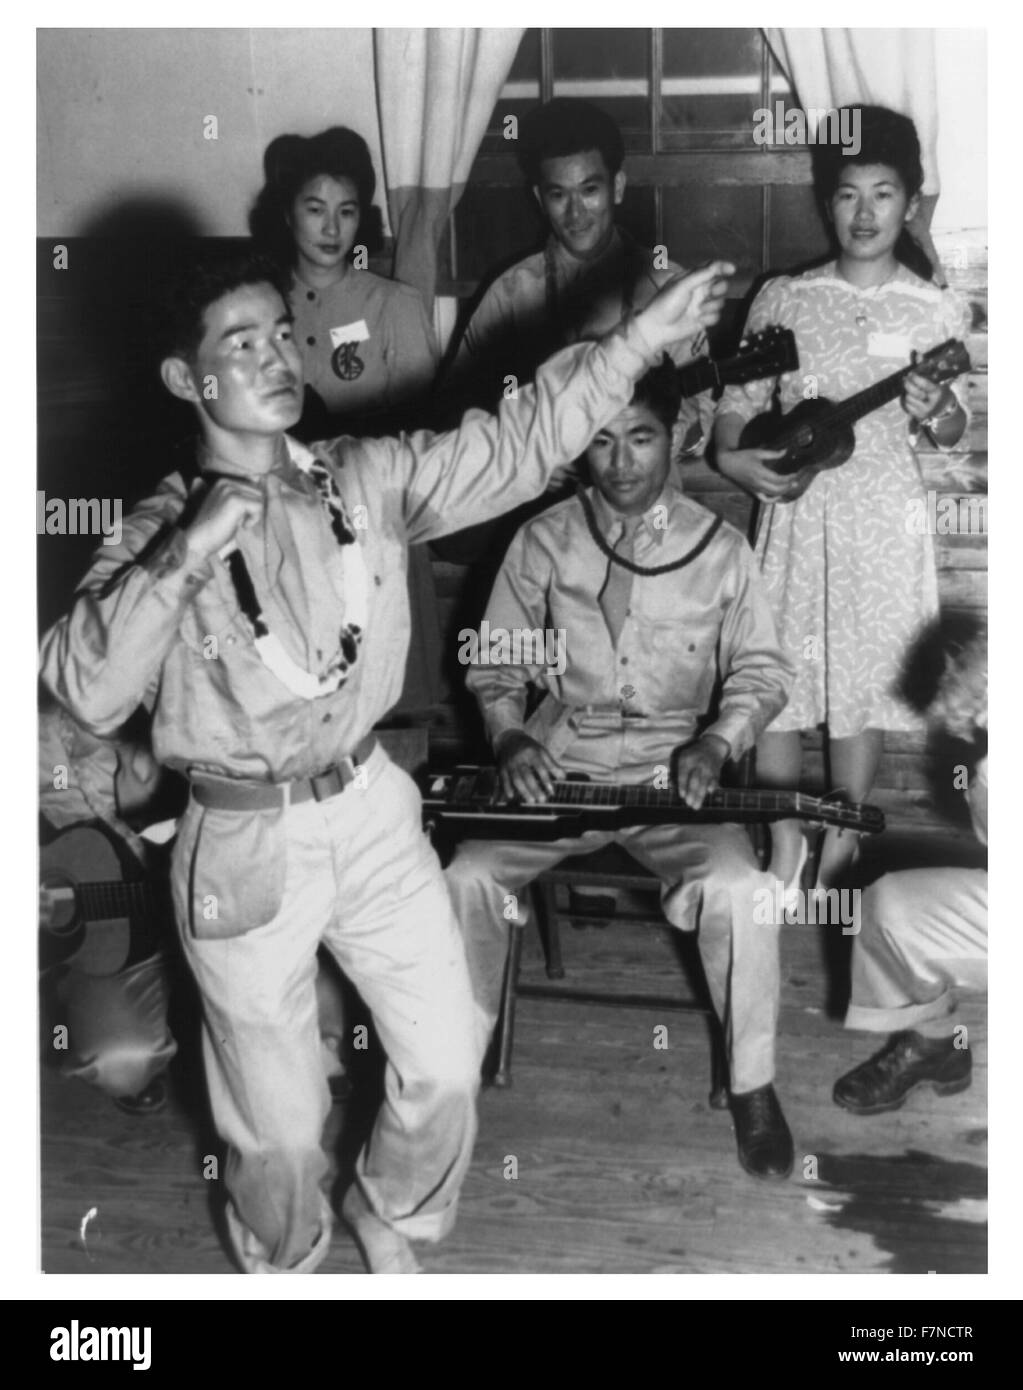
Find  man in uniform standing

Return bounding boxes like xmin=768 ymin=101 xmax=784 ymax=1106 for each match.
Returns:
xmin=40 ymin=251 xmax=732 ymax=1273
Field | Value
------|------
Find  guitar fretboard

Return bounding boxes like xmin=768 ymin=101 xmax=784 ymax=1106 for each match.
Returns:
xmin=544 ymin=780 xmax=856 ymax=827
xmin=72 ymin=881 xmax=158 ymax=919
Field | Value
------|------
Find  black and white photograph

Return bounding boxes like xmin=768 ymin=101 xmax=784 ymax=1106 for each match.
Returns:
xmin=25 ymin=11 xmax=1002 ymax=1306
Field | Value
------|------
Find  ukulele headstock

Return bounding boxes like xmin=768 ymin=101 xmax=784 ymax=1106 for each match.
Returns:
xmin=724 ymin=326 xmax=800 ymax=383
xmin=915 ymin=339 xmax=972 ymax=384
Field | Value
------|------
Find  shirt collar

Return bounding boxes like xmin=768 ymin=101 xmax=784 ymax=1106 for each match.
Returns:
xmin=547 ymin=225 xmax=624 ymax=282
xmin=588 ymin=481 xmax=679 ymax=545
xmin=197 ymin=436 xmax=313 ymax=495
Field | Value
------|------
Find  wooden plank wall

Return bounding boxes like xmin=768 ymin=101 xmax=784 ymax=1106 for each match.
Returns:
xmin=430 ymin=231 xmax=988 ymax=837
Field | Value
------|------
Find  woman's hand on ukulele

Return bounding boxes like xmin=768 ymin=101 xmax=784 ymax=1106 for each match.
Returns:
xmin=715 ymin=444 xmax=806 ymax=505
xmin=902 ymin=370 xmax=953 ymax=424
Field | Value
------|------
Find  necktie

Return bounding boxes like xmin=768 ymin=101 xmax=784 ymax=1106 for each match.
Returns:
xmin=599 ymin=516 xmax=640 ymax=647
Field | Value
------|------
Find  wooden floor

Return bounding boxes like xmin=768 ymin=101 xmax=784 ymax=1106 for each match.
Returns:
xmin=40 ymin=853 xmax=987 ymax=1278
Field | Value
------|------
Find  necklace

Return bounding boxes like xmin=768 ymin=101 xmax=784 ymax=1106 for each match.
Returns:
xmin=838 ymin=262 xmax=900 ymax=328
xmin=205 ymin=443 xmax=369 ymax=700
xmin=577 ymin=487 xmax=723 ymax=576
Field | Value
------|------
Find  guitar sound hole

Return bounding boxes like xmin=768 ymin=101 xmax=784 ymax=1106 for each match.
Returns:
xmin=39 ymin=873 xmax=78 ymax=934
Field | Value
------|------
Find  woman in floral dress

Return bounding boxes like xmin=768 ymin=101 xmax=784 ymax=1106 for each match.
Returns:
xmin=715 ymin=107 xmax=970 ymax=892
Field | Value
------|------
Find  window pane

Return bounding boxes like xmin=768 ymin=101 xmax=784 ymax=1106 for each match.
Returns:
xmin=660 ymin=27 xmax=764 ymax=147
xmin=552 ymin=28 xmax=650 ymax=149
xmin=768 ymin=184 xmax=832 ymax=272
xmin=662 ymin=184 xmax=763 ymax=279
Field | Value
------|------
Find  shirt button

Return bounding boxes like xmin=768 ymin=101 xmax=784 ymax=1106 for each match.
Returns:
xmin=225 ymin=635 xmax=235 ymax=646
xmin=620 ymin=657 xmax=628 ymax=666
xmin=687 ymin=643 xmax=696 ymax=652
xmin=374 ymin=574 xmax=382 ymax=586
xmin=322 ymin=712 xmax=332 ymax=724
xmin=306 ymin=290 xmax=315 ymax=301
xmin=307 ymin=336 xmax=316 ymax=346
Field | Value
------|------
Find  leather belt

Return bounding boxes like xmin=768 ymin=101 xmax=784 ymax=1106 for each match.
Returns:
xmin=190 ymin=735 xmax=377 ymax=812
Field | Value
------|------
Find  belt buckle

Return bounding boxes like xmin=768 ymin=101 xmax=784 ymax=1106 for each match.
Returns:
xmin=310 ymin=767 xmax=346 ymax=801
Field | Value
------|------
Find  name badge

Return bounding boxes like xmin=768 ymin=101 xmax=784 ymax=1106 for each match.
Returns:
xmin=866 ymin=332 xmax=911 ymax=359
xmin=329 ymin=320 xmax=370 ymax=348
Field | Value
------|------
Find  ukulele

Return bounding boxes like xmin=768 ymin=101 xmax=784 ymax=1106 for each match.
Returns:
xmin=422 ymin=766 xmax=885 ymax=842
xmin=677 ymin=326 xmax=799 ymax=397
xmin=738 ymin=338 xmax=971 ymax=501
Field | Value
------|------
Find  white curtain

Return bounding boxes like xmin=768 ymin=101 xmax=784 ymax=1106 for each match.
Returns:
xmin=765 ymin=28 xmax=943 ymax=275
xmin=373 ymin=27 xmax=524 ymax=309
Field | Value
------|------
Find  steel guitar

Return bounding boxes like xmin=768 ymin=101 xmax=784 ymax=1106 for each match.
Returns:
xmin=421 ymin=766 xmax=886 ymax=842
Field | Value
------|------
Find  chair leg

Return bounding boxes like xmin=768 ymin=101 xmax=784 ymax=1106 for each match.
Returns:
xmin=533 ymin=879 xmax=565 ymax=980
xmin=709 ymin=1016 xmax=730 ymax=1110
xmin=492 ymin=921 xmax=525 ymax=1089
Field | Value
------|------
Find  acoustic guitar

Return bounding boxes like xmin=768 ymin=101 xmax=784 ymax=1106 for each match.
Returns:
xmin=421 ymin=766 xmax=885 ymax=842
xmin=39 ymin=824 xmax=168 ymax=975
xmin=738 ymin=338 xmax=971 ymax=501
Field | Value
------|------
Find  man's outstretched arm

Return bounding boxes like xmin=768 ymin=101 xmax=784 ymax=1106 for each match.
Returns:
xmin=330 ymin=261 xmax=736 ymax=543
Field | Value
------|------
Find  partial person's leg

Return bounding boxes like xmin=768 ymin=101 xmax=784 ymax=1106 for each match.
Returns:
xmin=818 ymin=728 xmax=885 ymax=887
xmin=173 ymin=801 xmax=335 ymax=1274
xmin=319 ymin=750 xmax=486 ymax=1265
xmin=60 ymin=952 xmax=177 ymax=1102
xmin=754 ymin=730 xmax=806 ymax=890
xmin=627 ymin=822 xmax=780 ymax=1094
xmin=845 ymin=868 xmax=988 ymax=1035
xmin=835 ymin=868 xmax=987 ymax=1113
xmin=444 ymin=829 xmax=613 ymax=1043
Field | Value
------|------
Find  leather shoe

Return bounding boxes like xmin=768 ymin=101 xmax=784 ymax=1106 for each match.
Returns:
xmin=113 ymin=1076 xmax=167 ymax=1116
xmin=730 ymin=1084 xmax=794 ymax=1179
xmin=833 ymin=1031 xmax=971 ymax=1115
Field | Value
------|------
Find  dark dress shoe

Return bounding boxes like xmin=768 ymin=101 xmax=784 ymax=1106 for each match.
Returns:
xmin=730 ymin=1084 xmax=794 ymax=1179
xmin=113 ymin=1076 xmax=167 ymax=1116
xmin=833 ymin=1031 xmax=971 ymax=1115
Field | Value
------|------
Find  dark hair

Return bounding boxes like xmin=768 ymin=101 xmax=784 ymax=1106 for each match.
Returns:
xmin=160 ymin=250 xmax=290 ymax=362
xmin=896 ymin=612 xmax=987 ymax=730
xmin=249 ymin=126 xmax=384 ymax=270
xmin=813 ymin=105 xmax=933 ymax=281
xmin=630 ymin=355 xmax=683 ymax=431
xmin=518 ymin=98 xmax=625 ymax=185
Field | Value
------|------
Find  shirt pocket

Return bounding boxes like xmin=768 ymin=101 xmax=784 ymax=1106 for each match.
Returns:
xmin=171 ymin=800 xmax=288 ymax=940
xmin=178 ymin=580 xmax=246 ymax=661
xmin=639 ymin=616 xmax=720 ymax=711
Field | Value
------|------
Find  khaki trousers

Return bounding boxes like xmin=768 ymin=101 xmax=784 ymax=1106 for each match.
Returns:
xmin=445 ymin=820 xmax=781 ymax=1094
xmin=845 ymin=867 xmax=988 ymax=1038
xmin=173 ymin=747 xmax=483 ymax=1273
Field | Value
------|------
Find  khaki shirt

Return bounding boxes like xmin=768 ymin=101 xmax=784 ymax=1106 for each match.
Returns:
xmin=39 ymin=325 xmax=656 ymax=787
xmin=467 ymin=483 xmax=793 ymax=783
xmin=289 ymin=268 xmax=438 ymax=420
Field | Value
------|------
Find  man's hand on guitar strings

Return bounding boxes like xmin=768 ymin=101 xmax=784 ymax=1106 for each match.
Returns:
xmin=673 ymin=734 xmax=729 ymax=810
xmin=495 ymin=731 xmax=566 ymax=804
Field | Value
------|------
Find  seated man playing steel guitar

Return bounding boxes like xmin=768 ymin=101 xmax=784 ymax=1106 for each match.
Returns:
xmin=444 ymin=358 xmax=798 ymax=1180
